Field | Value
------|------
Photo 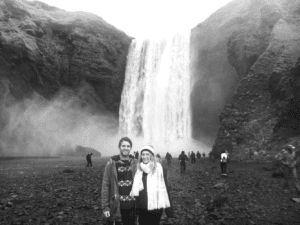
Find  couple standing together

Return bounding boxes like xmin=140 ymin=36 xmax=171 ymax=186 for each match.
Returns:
xmin=101 ymin=137 xmax=173 ymax=225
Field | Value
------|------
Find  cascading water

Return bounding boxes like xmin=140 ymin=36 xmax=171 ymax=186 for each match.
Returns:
xmin=119 ymin=32 xmax=191 ymax=147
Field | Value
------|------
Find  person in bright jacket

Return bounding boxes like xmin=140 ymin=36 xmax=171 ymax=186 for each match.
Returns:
xmin=220 ymin=150 xmax=229 ymax=175
xmin=101 ymin=137 xmax=138 ymax=225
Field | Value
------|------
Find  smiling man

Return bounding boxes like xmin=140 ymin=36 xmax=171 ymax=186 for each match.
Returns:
xmin=101 ymin=137 xmax=138 ymax=225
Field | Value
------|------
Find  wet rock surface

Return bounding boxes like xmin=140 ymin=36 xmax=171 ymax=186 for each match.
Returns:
xmin=0 ymin=157 xmax=299 ymax=225
xmin=210 ymin=0 xmax=300 ymax=157
xmin=0 ymin=0 xmax=132 ymax=113
xmin=190 ymin=0 xmax=300 ymax=158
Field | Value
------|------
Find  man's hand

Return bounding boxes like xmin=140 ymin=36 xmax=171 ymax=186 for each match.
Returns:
xmin=103 ymin=211 xmax=110 ymax=218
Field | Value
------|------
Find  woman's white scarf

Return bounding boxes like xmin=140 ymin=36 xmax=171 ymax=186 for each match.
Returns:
xmin=130 ymin=162 xmax=170 ymax=210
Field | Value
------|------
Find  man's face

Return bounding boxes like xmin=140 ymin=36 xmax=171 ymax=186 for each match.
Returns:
xmin=119 ymin=141 xmax=132 ymax=157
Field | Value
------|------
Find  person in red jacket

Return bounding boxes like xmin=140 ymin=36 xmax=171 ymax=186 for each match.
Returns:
xmin=101 ymin=137 xmax=138 ymax=225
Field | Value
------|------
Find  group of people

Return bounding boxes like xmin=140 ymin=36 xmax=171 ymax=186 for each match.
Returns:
xmin=99 ymin=139 xmax=221 ymax=225
xmin=101 ymin=137 xmax=173 ymax=225
xmin=97 ymin=137 xmax=299 ymax=225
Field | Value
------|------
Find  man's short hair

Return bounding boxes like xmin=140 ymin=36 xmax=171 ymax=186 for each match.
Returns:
xmin=118 ymin=137 xmax=132 ymax=148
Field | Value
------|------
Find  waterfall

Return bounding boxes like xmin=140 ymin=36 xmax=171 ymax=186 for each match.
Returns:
xmin=119 ymin=32 xmax=191 ymax=147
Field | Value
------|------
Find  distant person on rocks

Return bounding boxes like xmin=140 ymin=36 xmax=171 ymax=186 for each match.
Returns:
xmin=209 ymin=151 xmax=213 ymax=161
xmin=196 ymin=151 xmax=201 ymax=160
xmin=275 ymin=144 xmax=300 ymax=192
xmin=135 ymin=151 xmax=139 ymax=160
xmin=179 ymin=151 xmax=189 ymax=173
xmin=101 ymin=137 xmax=138 ymax=225
xmin=225 ymin=150 xmax=230 ymax=164
xmin=130 ymin=145 xmax=173 ymax=225
xmin=156 ymin=153 xmax=162 ymax=163
xmin=191 ymin=151 xmax=196 ymax=164
xmin=86 ymin=152 xmax=93 ymax=168
xmin=165 ymin=152 xmax=172 ymax=166
xmin=202 ymin=152 xmax=206 ymax=158
xmin=220 ymin=150 xmax=229 ymax=176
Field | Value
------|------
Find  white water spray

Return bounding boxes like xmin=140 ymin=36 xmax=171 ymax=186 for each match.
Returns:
xmin=119 ymin=32 xmax=192 ymax=149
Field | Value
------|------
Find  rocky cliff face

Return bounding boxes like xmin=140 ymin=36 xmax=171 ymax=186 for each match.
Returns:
xmin=0 ymin=0 xmax=132 ymax=156
xmin=191 ymin=0 xmax=300 ymax=159
xmin=0 ymin=0 xmax=131 ymax=112
xmin=3 ymin=0 xmax=300 ymax=159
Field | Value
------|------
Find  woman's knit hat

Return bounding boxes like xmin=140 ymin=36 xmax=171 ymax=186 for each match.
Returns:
xmin=140 ymin=145 xmax=155 ymax=156
xmin=286 ymin=144 xmax=295 ymax=149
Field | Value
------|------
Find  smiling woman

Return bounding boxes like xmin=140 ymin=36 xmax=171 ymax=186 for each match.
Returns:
xmin=130 ymin=145 xmax=173 ymax=225
xmin=28 ymin=0 xmax=232 ymax=39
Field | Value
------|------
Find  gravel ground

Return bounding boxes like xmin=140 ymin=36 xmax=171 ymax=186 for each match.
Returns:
xmin=0 ymin=157 xmax=299 ymax=225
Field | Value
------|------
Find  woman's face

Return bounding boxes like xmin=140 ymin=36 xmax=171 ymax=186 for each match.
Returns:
xmin=141 ymin=151 xmax=152 ymax=164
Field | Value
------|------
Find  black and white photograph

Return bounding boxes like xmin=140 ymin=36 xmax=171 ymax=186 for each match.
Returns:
xmin=1 ymin=0 xmax=300 ymax=224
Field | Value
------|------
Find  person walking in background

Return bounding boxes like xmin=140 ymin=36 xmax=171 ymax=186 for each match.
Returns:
xmin=276 ymin=144 xmax=300 ymax=192
xmin=191 ymin=151 xmax=196 ymax=164
xmin=179 ymin=151 xmax=188 ymax=173
xmin=209 ymin=151 xmax=213 ymax=161
xmin=226 ymin=150 xmax=230 ymax=164
xmin=156 ymin=153 xmax=162 ymax=163
xmin=101 ymin=137 xmax=138 ymax=225
xmin=165 ymin=152 xmax=172 ymax=166
xmin=135 ymin=151 xmax=139 ymax=160
xmin=86 ymin=152 xmax=93 ymax=168
xmin=130 ymin=145 xmax=173 ymax=225
xmin=196 ymin=151 xmax=201 ymax=160
xmin=220 ymin=150 xmax=229 ymax=176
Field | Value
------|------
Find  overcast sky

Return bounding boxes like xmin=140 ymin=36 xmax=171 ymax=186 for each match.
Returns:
xmin=28 ymin=0 xmax=232 ymax=39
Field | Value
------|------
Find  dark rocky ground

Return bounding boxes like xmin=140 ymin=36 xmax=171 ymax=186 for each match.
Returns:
xmin=0 ymin=157 xmax=299 ymax=225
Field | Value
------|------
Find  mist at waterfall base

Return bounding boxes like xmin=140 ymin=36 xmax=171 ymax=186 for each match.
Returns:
xmin=119 ymin=32 xmax=212 ymax=156
xmin=0 ymin=88 xmax=124 ymax=157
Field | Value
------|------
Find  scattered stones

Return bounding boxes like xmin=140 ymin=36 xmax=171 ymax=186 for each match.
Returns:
xmin=198 ymin=218 xmax=206 ymax=225
xmin=62 ymin=169 xmax=75 ymax=173
xmin=291 ymin=198 xmax=300 ymax=203
xmin=213 ymin=182 xmax=229 ymax=189
xmin=1 ymin=158 xmax=300 ymax=225
xmin=272 ymin=171 xmax=284 ymax=178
